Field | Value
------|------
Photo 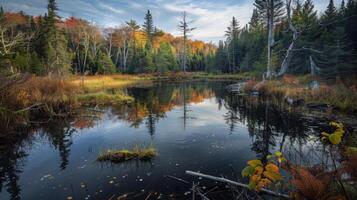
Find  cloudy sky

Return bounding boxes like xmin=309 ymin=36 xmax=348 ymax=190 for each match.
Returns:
xmin=2 ymin=0 xmax=342 ymax=43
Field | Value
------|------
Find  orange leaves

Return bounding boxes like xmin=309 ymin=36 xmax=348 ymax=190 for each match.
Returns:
xmin=289 ymin=166 xmax=338 ymax=200
xmin=242 ymin=153 xmax=284 ymax=191
xmin=265 ymin=163 xmax=279 ymax=173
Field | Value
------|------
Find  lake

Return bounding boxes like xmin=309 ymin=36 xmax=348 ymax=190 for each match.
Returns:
xmin=0 ymin=80 xmax=330 ymax=200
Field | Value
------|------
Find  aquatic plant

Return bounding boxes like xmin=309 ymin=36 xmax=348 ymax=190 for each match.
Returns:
xmin=97 ymin=146 xmax=157 ymax=163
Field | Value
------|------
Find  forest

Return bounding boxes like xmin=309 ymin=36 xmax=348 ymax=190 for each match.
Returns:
xmin=0 ymin=0 xmax=357 ymax=200
xmin=0 ymin=0 xmax=356 ymax=77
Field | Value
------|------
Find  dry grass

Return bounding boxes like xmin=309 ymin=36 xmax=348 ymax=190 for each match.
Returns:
xmin=70 ymin=75 xmax=145 ymax=93
xmin=244 ymin=75 xmax=357 ymax=112
xmin=97 ymin=146 xmax=157 ymax=163
xmin=77 ymin=92 xmax=134 ymax=105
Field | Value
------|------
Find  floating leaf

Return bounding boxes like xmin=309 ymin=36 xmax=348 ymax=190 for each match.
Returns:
xmin=242 ymin=166 xmax=255 ymax=177
xmin=247 ymin=159 xmax=262 ymax=167
xmin=329 ymin=133 xmax=342 ymax=145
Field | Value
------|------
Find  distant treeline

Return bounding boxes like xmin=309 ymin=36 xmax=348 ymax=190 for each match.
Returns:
xmin=216 ymin=0 xmax=357 ymax=77
xmin=1 ymin=0 xmax=356 ymax=77
xmin=0 ymin=0 xmax=215 ymax=75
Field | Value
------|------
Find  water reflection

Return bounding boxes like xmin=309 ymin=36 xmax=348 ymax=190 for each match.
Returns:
xmin=0 ymin=80 xmax=333 ymax=199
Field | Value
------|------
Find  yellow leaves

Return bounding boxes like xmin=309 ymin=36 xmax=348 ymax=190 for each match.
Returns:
xmin=255 ymin=166 xmax=264 ymax=175
xmin=265 ymin=163 xmax=279 ymax=173
xmin=263 ymin=171 xmax=283 ymax=181
xmin=328 ymin=133 xmax=342 ymax=145
xmin=330 ymin=121 xmax=343 ymax=129
xmin=248 ymin=159 xmax=262 ymax=167
xmin=242 ymin=154 xmax=284 ymax=192
xmin=321 ymin=121 xmax=345 ymax=145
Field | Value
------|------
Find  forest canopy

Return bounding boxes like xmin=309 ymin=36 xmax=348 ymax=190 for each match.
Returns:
xmin=0 ymin=0 xmax=356 ymax=78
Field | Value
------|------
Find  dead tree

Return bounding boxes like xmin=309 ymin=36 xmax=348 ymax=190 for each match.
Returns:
xmin=178 ymin=11 xmax=196 ymax=73
xmin=278 ymin=0 xmax=299 ymax=76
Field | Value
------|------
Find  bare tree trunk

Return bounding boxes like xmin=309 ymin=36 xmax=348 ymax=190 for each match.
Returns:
xmin=310 ymin=56 xmax=318 ymax=76
xmin=278 ymin=0 xmax=299 ymax=76
xmin=266 ymin=0 xmax=275 ymax=79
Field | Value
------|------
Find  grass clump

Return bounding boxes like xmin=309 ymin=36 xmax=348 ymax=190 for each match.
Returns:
xmin=77 ymin=91 xmax=134 ymax=106
xmin=71 ymin=75 xmax=145 ymax=93
xmin=97 ymin=146 xmax=157 ymax=163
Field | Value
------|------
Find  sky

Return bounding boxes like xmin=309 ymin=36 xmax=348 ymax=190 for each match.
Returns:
xmin=1 ymin=0 xmax=343 ymax=43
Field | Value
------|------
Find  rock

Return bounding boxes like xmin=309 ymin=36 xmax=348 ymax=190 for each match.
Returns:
xmin=309 ymin=80 xmax=320 ymax=89
xmin=284 ymin=97 xmax=305 ymax=106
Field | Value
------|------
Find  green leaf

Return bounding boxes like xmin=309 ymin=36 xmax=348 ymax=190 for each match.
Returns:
xmin=247 ymin=160 xmax=262 ymax=167
xmin=248 ymin=180 xmax=256 ymax=190
xmin=241 ymin=166 xmax=255 ymax=177
xmin=329 ymin=133 xmax=342 ymax=145
xmin=274 ymin=152 xmax=282 ymax=157
xmin=346 ymin=147 xmax=357 ymax=155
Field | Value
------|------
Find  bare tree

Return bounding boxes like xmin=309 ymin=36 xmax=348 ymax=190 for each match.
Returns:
xmin=112 ymin=26 xmax=131 ymax=71
xmin=178 ymin=11 xmax=196 ymax=73
xmin=0 ymin=25 xmax=24 ymax=73
xmin=277 ymin=0 xmax=299 ymax=76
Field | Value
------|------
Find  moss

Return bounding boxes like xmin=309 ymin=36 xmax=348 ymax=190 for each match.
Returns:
xmin=97 ymin=147 xmax=157 ymax=163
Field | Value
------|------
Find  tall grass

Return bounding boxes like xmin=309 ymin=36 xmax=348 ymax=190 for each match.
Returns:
xmin=243 ymin=75 xmax=357 ymax=112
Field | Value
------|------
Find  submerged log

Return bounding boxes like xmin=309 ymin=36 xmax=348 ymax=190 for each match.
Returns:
xmin=185 ymin=170 xmax=290 ymax=199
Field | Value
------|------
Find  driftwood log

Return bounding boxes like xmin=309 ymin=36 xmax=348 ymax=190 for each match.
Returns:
xmin=185 ymin=170 xmax=290 ymax=199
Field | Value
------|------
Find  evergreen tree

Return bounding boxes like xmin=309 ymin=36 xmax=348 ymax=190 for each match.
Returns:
xmin=37 ymin=0 xmax=71 ymax=75
xmin=225 ymin=17 xmax=240 ymax=72
xmin=155 ymin=42 xmax=177 ymax=74
xmin=143 ymin=10 xmax=154 ymax=48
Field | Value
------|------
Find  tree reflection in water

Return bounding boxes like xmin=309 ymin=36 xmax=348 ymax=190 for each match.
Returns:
xmin=0 ymin=81 xmax=333 ymax=199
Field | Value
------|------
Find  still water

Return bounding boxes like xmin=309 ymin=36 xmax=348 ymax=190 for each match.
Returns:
xmin=0 ymin=81 xmax=328 ymax=199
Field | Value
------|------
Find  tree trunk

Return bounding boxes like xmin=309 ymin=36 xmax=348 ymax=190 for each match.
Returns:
xmin=266 ymin=0 xmax=275 ymax=79
xmin=278 ymin=0 xmax=298 ymax=76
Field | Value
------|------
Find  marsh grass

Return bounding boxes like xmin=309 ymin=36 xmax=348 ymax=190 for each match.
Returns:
xmin=243 ymin=75 xmax=357 ymax=112
xmin=97 ymin=146 xmax=157 ymax=163
xmin=77 ymin=92 xmax=134 ymax=105
xmin=71 ymin=75 xmax=144 ymax=93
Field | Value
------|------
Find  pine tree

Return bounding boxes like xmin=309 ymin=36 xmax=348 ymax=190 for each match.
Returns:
xmin=249 ymin=9 xmax=262 ymax=31
xmin=225 ymin=17 xmax=240 ymax=72
xmin=0 ymin=6 xmax=4 ymax=24
xmin=37 ymin=0 xmax=71 ymax=75
xmin=155 ymin=42 xmax=177 ymax=74
xmin=143 ymin=10 xmax=154 ymax=48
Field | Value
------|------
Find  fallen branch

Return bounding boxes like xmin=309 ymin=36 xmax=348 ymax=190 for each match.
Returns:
xmin=13 ymin=103 xmax=43 ymax=114
xmin=185 ymin=171 xmax=289 ymax=199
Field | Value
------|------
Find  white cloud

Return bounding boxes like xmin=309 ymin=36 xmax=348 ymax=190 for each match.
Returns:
xmin=98 ymin=2 xmax=126 ymax=14
xmin=162 ymin=0 xmax=254 ymax=42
